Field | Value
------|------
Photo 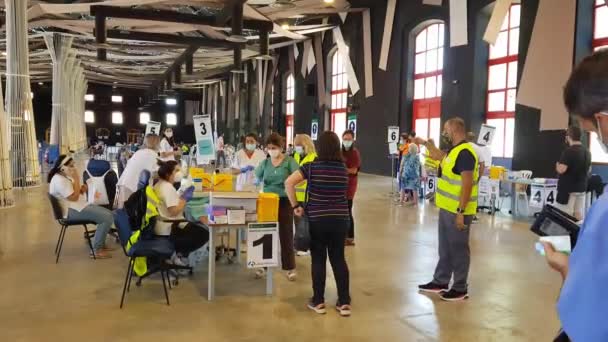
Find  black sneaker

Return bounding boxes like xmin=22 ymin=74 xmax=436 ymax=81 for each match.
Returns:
xmin=418 ymin=282 xmax=449 ymax=294
xmin=439 ymin=289 xmax=469 ymax=302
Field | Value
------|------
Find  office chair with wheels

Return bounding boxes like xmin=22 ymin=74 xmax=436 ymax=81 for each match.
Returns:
xmin=48 ymin=194 xmax=97 ymax=263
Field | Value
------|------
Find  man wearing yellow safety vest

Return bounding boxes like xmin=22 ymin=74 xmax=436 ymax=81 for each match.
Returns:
xmin=293 ymin=134 xmax=317 ymax=255
xmin=414 ymin=117 xmax=479 ymax=302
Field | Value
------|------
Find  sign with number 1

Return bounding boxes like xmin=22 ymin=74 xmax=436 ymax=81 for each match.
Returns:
xmin=247 ymin=222 xmax=279 ymax=268
xmin=193 ymin=114 xmax=215 ymax=164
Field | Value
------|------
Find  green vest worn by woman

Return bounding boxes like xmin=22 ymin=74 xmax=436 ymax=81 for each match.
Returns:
xmin=435 ymin=143 xmax=479 ymax=215
xmin=294 ymin=152 xmax=317 ymax=202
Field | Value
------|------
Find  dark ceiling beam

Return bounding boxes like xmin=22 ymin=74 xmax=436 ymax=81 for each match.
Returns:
xmin=106 ymin=29 xmax=244 ymax=49
xmin=216 ymin=0 xmax=247 ymax=26
xmin=90 ymin=4 xmax=272 ymax=32
xmin=94 ymin=13 xmax=106 ymax=60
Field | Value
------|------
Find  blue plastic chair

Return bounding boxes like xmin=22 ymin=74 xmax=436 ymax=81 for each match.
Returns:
xmin=114 ymin=209 xmax=175 ymax=308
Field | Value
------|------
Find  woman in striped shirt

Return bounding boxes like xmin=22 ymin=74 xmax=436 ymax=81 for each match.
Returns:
xmin=285 ymin=131 xmax=352 ymax=317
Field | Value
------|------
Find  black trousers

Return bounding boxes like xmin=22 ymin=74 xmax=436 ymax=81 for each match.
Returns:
xmin=170 ymin=223 xmax=209 ymax=256
xmin=309 ymin=219 xmax=351 ymax=305
xmin=347 ymin=200 xmax=355 ymax=240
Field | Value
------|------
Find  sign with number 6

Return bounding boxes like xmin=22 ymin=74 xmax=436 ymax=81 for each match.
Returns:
xmin=388 ymin=126 xmax=399 ymax=143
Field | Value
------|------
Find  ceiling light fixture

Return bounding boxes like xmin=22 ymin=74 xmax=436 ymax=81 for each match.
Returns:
xmin=324 ymin=0 xmax=335 ymax=3
xmin=281 ymin=23 xmax=290 ymax=30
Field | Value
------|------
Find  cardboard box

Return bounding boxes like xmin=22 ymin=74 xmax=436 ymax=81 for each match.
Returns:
xmin=227 ymin=209 xmax=246 ymax=225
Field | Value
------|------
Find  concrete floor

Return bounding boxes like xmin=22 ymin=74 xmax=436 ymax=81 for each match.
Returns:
xmin=0 ymin=174 xmax=562 ymax=342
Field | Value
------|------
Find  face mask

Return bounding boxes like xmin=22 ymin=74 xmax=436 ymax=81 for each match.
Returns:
xmin=173 ymin=171 xmax=184 ymax=183
xmin=268 ymin=150 xmax=280 ymax=159
xmin=596 ymin=115 xmax=608 ymax=154
xmin=165 ymin=132 xmax=173 ymax=138
xmin=295 ymin=146 xmax=304 ymax=155
xmin=246 ymin=144 xmax=256 ymax=152
xmin=343 ymin=141 xmax=353 ymax=150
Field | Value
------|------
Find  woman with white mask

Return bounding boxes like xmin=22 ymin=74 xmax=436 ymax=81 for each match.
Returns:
xmin=153 ymin=160 xmax=208 ymax=266
xmin=159 ymin=128 xmax=181 ymax=162
xmin=231 ymin=133 xmax=266 ymax=192
xmin=254 ymin=133 xmax=300 ymax=281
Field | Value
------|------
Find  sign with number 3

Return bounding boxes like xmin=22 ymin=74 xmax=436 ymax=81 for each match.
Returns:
xmin=193 ymin=114 xmax=215 ymax=164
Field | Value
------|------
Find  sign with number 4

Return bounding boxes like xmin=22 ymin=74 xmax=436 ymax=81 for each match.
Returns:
xmin=529 ymin=186 xmax=545 ymax=209
xmin=478 ymin=124 xmax=496 ymax=146
xmin=545 ymin=187 xmax=557 ymax=206
xmin=247 ymin=222 xmax=279 ymax=269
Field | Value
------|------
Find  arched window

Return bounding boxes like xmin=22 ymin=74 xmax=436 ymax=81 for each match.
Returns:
xmin=331 ymin=50 xmax=348 ymax=136
xmin=285 ymin=73 xmax=295 ymax=146
xmin=486 ymin=4 xmax=520 ymax=158
xmin=590 ymin=0 xmax=608 ymax=163
xmin=413 ymin=22 xmax=444 ymax=147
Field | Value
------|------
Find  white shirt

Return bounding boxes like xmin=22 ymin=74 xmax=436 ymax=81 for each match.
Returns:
xmin=216 ymin=136 xmax=224 ymax=151
xmin=49 ymin=174 xmax=89 ymax=217
xmin=117 ymin=148 xmax=159 ymax=192
xmin=470 ymin=143 xmax=493 ymax=169
xmin=153 ymin=180 xmax=184 ymax=236
xmin=159 ymin=138 xmax=175 ymax=161
xmin=233 ymin=149 xmax=266 ymax=192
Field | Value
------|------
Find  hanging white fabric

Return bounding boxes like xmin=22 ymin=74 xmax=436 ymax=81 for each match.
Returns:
xmin=483 ymin=0 xmax=514 ymax=45
xmin=423 ymin=0 xmax=443 ymax=5
xmin=0 ymin=77 xmax=14 ymax=208
xmin=313 ymin=35 xmax=326 ymax=107
xmin=301 ymin=40 xmax=311 ymax=77
xmin=379 ymin=0 xmax=397 ymax=70
xmin=449 ymin=0 xmax=468 ymax=47
xmin=288 ymin=45 xmax=295 ymax=78
xmin=362 ymin=9 xmax=374 ymax=98
xmin=339 ymin=12 xmax=348 ymax=23
xmin=332 ymin=27 xmax=360 ymax=95
xmin=517 ymin=0 xmax=576 ymax=131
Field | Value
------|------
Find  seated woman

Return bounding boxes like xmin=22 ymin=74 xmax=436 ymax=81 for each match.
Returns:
xmin=48 ymin=155 xmax=114 ymax=259
xmin=153 ymin=160 xmax=209 ymax=266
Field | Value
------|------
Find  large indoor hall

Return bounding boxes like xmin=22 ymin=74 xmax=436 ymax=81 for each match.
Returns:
xmin=0 ymin=0 xmax=607 ymax=341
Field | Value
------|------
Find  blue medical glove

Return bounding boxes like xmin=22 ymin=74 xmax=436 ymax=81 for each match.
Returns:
xmin=181 ymin=186 xmax=195 ymax=202
xmin=240 ymin=165 xmax=255 ymax=173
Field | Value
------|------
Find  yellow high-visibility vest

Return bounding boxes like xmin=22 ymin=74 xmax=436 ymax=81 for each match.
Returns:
xmin=294 ymin=152 xmax=317 ymax=202
xmin=435 ymin=143 xmax=479 ymax=215
xmin=424 ymin=149 xmax=440 ymax=174
xmin=126 ymin=186 xmax=161 ymax=276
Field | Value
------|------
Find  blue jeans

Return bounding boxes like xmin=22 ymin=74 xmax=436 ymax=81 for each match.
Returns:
xmin=68 ymin=205 xmax=113 ymax=250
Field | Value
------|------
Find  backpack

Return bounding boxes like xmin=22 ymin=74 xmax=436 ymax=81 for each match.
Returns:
xmin=123 ymin=187 xmax=157 ymax=236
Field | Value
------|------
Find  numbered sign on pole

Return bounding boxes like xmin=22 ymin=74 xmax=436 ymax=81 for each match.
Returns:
xmin=247 ymin=222 xmax=279 ymax=268
xmin=193 ymin=114 xmax=215 ymax=165
xmin=388 ymin=126 xmax=399 ymax=143
xmin=347 ymin=114 xmax=357 ymax=137
xmin=529 ymin=185 xmax=545 ymax=209
xmin=311 ymin=120 xmax=319 ymax=141
xmin=478 ymin=124 xmax=496 ymax=146
xmin=544 ymin=186 xmax=557 ymax=206
xmin=426 ymin=176 xmax=437 ymax=194
xmin=145 ymin=121 xmax=161 ymax=136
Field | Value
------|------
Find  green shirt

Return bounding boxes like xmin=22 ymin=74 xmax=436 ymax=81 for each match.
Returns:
xmin=255 ymin=156 xmax=299 ymax=198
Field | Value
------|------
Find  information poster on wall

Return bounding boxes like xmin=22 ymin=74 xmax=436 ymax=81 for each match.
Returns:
xmin=145 ymin=121 xmax=161 ymax=136
xmin=311 ymin=119 xmax=319 ymax=141
xmin=247 ymin=222 xmax=279 ymax=268
xmin=388 ymin=126 xmax=399 ymax=143
xmin=193 ymin=114 xmax=215 ymax=165
xmin=347 ymin=114 xmax=357 ymax=137
xmin=478 ymin=124 xmax=496 ymax=146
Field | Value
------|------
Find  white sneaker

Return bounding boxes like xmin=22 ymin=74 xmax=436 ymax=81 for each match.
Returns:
xmin=296 ymin=250 xmax=310 ymax=257
xmin=286 ymin=270 xmax=297 ymax=281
